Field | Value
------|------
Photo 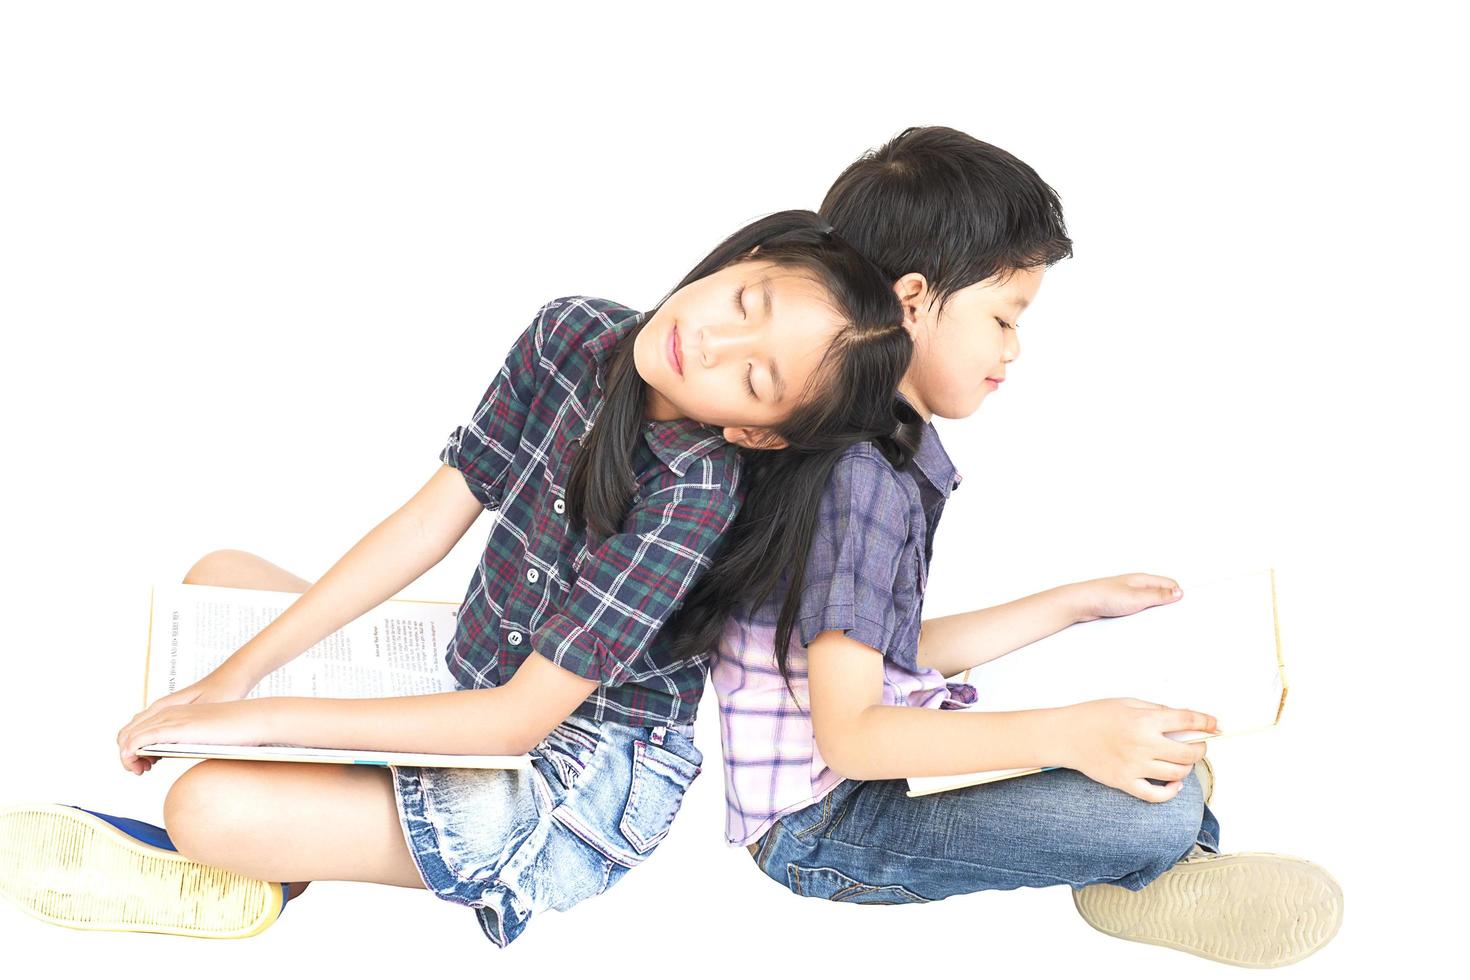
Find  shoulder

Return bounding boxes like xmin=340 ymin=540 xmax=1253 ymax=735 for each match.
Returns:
xmin=534 ymin=296 xmax=642 ymax=358
xmin=829 ymin=442 xmax=912 ymax=501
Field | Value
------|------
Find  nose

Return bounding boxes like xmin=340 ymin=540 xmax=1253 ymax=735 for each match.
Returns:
xmin=1003 ymin=328 xmax=1020 ymax=363
xmin=696 ymin=324 xmax=760 ymax=367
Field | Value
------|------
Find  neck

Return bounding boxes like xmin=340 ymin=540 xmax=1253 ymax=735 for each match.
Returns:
xmin=643 ymin=385 xmax=683 ymax=422
xmin=897 ymin=378 xmax=933 ymax=422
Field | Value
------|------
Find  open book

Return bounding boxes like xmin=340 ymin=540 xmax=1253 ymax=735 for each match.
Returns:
xmin=905 ymin=569 xmax=1286 ymax=798
xmin=140 ymin=583 xmax=531 ymax=769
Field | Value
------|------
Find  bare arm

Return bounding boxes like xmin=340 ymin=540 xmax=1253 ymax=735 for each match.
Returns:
xmin=215 ymin=465 xmax=483 ymax=688
xmin=809 ymin=629 xmax=1215 ymax=803
xmin=120 ymin=648 xmax=598 ymax=764
xmin=812 ymin=629 xmax=1071 ymax=779
xmin=258 ymin=651 xmax=597 ymax=756
xmin=915 ymin=584 xmax=1085 ymax=678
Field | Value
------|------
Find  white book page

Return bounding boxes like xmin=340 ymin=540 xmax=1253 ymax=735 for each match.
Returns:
xmin=144 ymin=583 xmax=461 ymax=705
xmin=137 ymin=584 xmax=531 ymax=768
xmin=142 ymin=743 xmax=531 ymax=770
xmin=906 ymin=569 xmax=1284 ymax=796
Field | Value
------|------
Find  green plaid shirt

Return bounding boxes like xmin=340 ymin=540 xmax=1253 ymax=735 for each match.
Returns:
xmin=441 ymin=296 xmax=742 ymax=725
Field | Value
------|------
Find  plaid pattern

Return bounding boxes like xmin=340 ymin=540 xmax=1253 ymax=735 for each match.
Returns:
xmin=442 ymin=296 xmax=742 ymax=726
xmin=711 ymin=419 xmax=973 ymax=845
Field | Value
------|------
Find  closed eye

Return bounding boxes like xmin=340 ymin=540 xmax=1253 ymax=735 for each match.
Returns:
xmin=997 ymin=317 xmax=1014 ymax=330
xmin=744 ymin=365 xmax=758 ymax=399
xmin=733 ymin=284 xmax=746 ymax=318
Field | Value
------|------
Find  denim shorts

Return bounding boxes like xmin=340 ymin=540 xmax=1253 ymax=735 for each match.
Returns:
xmin=390 ymin=714 xmax=701 ymax=946
xmin=750 ymin=767 xmax=1219 ymax=904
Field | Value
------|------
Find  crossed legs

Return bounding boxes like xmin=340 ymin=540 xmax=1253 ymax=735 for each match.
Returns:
xmin=160 ymin=550 xmax=424 ymax=890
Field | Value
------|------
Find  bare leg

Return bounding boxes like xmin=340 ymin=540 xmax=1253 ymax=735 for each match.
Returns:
xmin=171 ymin=550 xmax=422 ymax=891
xmin=183 ymin=549 xmax=313 ymax=593
xmin=164 ymin=759 xmax=423 ymax=888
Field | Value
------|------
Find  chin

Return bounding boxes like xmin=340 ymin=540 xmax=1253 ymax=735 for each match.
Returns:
xmin=941 ymin=395 xmax=985 ymax=420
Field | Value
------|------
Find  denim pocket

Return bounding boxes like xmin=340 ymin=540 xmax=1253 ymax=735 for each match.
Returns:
xmin=618 ymin=738 xmax=701 ymax=855
xmin=785 ymin=864 xmax=930 ymax=905
xmin=535 ymin=720 xmax=600 ymax=791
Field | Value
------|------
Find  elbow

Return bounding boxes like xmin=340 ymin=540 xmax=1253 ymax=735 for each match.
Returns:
xmin=503 ymin=727 xmax=543 ymax=757
xmin=814 ymin=729 xmax=869 ymax=781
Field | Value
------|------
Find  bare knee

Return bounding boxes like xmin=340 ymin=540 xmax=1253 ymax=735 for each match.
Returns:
xmin=184 ymin=550 xmax=259 ymax=587
xmin=163 ymin=760 xmax=267 ymax=866
xmin=182 ymin=549 xmax=310 ymax=592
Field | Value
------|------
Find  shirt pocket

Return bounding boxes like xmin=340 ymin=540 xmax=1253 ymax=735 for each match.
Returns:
xmin=618 ymin=737 xmax=702 ymax=856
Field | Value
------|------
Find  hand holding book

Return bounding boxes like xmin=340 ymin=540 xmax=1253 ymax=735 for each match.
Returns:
xmin=1052 ymin=697 xmax=1220 ymax=804
xmin=137 ymin=584 xmax=533 ymax=769
xmin=906 ymin=570 xmax=1286 ymax=798
xmin=119 ymin=698 xmax=275 ymax=775
xmin=119 ymin=662 xmax=258 ymax=774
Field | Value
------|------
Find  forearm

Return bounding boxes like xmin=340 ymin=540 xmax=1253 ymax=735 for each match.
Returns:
xmin=257 ymin=649 xmax=597 ymax=757
xmin=824 ymin=703 xmax=1074 ymax=781
xmin=916 ymin=584 xmax=1083 ymax=677
xmin=222 ymin=467 xmax=478 ymax=685
xmin=262 ymin=688 xmax=536 ymax=757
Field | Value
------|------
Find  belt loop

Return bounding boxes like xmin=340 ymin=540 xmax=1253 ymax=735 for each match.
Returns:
xmin=649 ymin=725 xmax=667 ymax=746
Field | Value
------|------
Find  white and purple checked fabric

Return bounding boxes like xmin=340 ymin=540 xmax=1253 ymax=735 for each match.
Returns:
xmin=713 ymin=619 xmax=972 ymax=845
xmin=711 ymin=424 xmax=972 ymax=846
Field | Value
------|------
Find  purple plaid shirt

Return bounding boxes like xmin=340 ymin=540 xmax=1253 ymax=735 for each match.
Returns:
xmin=711 ymin=413 xmax=974 ymax=845
xmin=442 ymin=296 xmax=742 ymax=726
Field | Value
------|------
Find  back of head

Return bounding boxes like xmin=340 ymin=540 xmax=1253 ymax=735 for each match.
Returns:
xmin=820 ymin=126 xmax=1074 ymax=306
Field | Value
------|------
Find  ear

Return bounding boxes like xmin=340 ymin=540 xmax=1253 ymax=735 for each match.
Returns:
xmin=722 ymin=425 xmax=788 ymax=451
xmin=892 ymin=273 xmax=932 ymax=331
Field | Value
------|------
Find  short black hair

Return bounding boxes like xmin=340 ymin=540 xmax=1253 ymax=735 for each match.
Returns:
xmin=820 ymin=126 xmax=1073 ymax=310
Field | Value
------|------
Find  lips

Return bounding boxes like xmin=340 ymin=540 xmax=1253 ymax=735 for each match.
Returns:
xmin=668 ymin=323 xmax=684 ymax=376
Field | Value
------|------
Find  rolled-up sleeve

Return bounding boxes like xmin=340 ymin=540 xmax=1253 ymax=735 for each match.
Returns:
xmin=532 ymin=459 xmax=741 ymax=685
xmin=796 ymin=450 xmax=911 ymax=655
xmin=439 ymin=304 xmax=549 ymax=510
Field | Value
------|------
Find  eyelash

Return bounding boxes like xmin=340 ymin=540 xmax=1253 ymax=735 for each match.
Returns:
xmin=733 ymin=285 xmax=746 ymax=316
xmin=744 ymin=365 xmax=758 ymax=398
xmin=997 ymin=318 xmax=1015 ymax=330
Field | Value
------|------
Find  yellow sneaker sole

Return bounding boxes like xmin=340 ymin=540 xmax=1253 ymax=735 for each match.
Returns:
xmin=1196 ymin=757 xmax=1214 ymax=806
xmin=0 ymin=803 xmax=283 ymax=939
xmin=1073 ymin=850 xmax=1342 ymax=968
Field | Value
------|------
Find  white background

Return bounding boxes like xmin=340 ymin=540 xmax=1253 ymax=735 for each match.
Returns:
xmin=2 ymin=1 xmax=1464 ymax=975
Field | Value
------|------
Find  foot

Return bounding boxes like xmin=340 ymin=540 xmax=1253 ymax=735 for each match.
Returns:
xmin=0 ymin=803 xmax=286 ymax=939
xmin=1072 ymin=847 xmax=1343 ymax=968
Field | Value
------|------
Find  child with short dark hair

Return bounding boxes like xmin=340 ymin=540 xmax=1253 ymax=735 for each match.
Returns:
xmin=702 ymin=127 xmax=1343 ymax=969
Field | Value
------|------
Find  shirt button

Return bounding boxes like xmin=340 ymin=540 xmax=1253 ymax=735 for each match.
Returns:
xmin=527 ymin=568 xmax=540 ymax=584
xmin=553 ymin=498 xmax=566 ymax=515
xmin=506 ymin=630 xmax=523 ymax=646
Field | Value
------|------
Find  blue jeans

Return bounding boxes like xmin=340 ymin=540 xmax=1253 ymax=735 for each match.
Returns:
xmin=392 ymin=715 xmax=702 ymax=946
xmin=750 ymin=767 xmax=1220 ymax=903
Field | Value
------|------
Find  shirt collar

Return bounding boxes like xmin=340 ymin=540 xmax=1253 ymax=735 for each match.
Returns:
xmin=898 ymin=391 xmax=962 ymax=498
xmin=642 ymin=420 xmax=728 ymax=477
xmin=584 ymin=309 xmax=640 ymax=387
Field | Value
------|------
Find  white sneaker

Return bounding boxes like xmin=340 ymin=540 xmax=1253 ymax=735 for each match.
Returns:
xmin=1072 ymin=847 xmax=1343 ymax=968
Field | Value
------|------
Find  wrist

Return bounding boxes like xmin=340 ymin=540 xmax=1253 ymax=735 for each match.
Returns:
xmin=1037 ymin=704 xmax=1081 ymax=768
xmin=1053 ymin=583 xmax=1092 ymax=626
xmin=216 ymin=652 xmax=266 ymax=690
